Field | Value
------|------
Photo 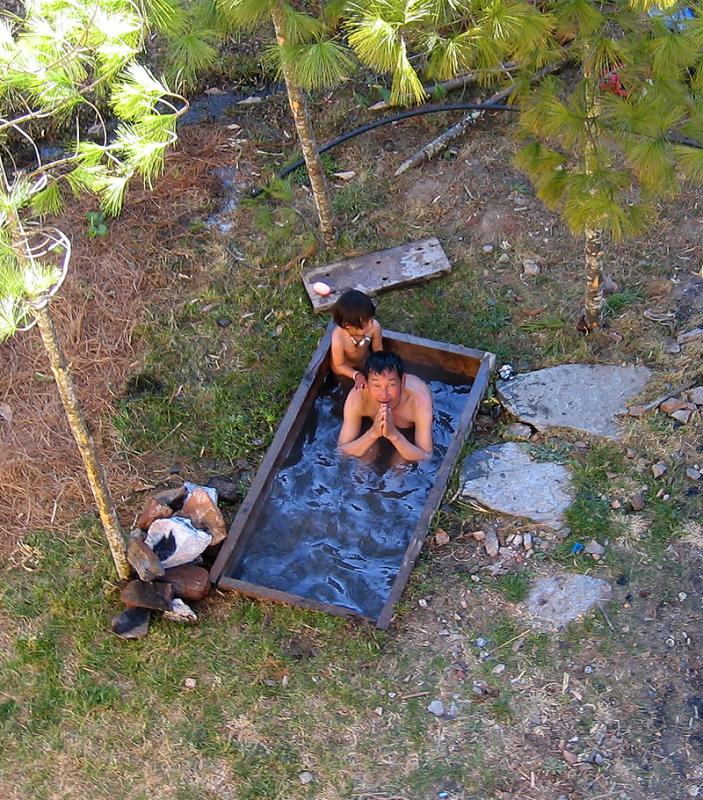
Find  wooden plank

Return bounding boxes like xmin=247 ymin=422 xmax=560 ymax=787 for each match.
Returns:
xmin=375 ymin=354 xmax=492 ymax=629
xmin=302 ymin=238 xmax=451 ymax=313
xmin=218 ymin=577 xmax=373 ymax=622
xmin=384 ymin=330 xmax=496 ymax=377
xmin=209 ymin=323 xmax=334 ymax=585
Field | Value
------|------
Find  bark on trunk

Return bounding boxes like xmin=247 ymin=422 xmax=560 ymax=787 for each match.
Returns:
xmin=33 ymin=302 xmax=130 ymax=580
xmin=270 ymin=2 xmax=335 ymax=244
xmin=584 ymin=226 xmax=604 ymax=330
xmin=582 ymin=46 xmax=605 ymax=331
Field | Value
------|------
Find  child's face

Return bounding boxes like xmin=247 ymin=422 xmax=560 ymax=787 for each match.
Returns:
xmin=342 ymin=319 xmax=373 ymax=338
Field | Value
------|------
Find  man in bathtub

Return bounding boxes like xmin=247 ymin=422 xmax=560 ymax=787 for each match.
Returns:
xmin=338 ymin=351 xmax=433 ymax=463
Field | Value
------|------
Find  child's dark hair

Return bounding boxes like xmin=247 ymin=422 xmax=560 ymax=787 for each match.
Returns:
xmin=362 ymin=351 xmax=405 ymax=380
xmin=332 ymin=289 xmax=375 ymax=329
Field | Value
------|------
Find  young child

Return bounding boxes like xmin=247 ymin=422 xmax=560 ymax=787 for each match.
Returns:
xmin=331 ymin=289 xmax=383 ymax=390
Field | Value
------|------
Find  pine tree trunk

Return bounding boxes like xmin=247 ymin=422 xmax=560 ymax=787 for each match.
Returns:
xmin=33 ymin=302 xmax=131 ymax=580
xmin=582 ymin=47 xmax=604 ymax=331
xmin=584 ymin=226 xmax=604 ymax=330
xmin=270 ymin=2 xmax=335 ymax=244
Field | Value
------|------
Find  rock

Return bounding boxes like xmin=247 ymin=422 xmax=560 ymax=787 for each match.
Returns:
xmin=526 ymin=573 xmax=612 ymax=630
xmin=182 ymin=487 xmax=227 ymax=546
xmin=496 ymin=364 xmax=651 ymax=439
xmin=671 ymin=408 xmax=693 ymax=424
xmin=686 ymin=467 xmax=701 ymax=481
xmin=482 ymin=244 xmax=494 ymax=253
xmin=206 ymin=474 xmax=240 ymax=503
xmin=145 ymin=517 xmax=212 ymax=569
xmin=163 ymin=598 xmax=198 ymax=624
xmin=136 ymin=497 xmax=173 ymax=531
xmin=660 ymin=398 xmax=689 ymax=415
xmin=512 ymin=534 xmax=523 ymax=548
xmin=585 ymin=539 xmax=605 ymax=556
xmin=523 ymin=259 xmax=540 ymax=276
xmin=499 ymin=546 xmax=513 ymax=558
xmin=120 ymin=579 xmax=173 ymax=611
xmin=427 ymin=700 xmax=444 ymax=716
xmin=470 ymin=530 xmax=486 ymax=542
xmin=153 ymin=485 xmax=186 ymax=511
xmin=663 ymin=340 xmax=681 ymax=354
xmin=157 ymin=564 xmax=211 ymax=601
xmin=677 ymin=327 xmax=703 ymax=344
xmin=184 ymin=677 xmax=197 ymax=689
xmin=602 ymin=275 xmax=619 ymax=294
xmin=216 ymin=318 xmax=232 ymax=328
xmin=498 ymin=252 xmax=510 ymax=264
xmin=434 ymin=528 xmax=450 ymax=546
xmin=523 ymin=532 xmax=533 ymax=550
xmin=484 ymin=531 xmax=500 ymax=557
xmin=504 ymin=422 xmax=533 ymax=441
xmin=475 ymin=637 xmax=488 ymax=648
xmin=127 ymin=529 xmax=165 ymax=582
xmin=492 ymin=663 xmax=506 ymax=674
xmin=627 ymin=404 xmax=647 ymax=417
xmin=686 ymin=386 xmax=703 ymax=405
xmin=298 ymin=772 xmax=314 ymax=785
xmin=629 ymin=492 xmax=645 ymax=512
xmin=652 ymin=461 xmax=668 ymax=479
xmin=610 ymin=499 xmax=621 ymax=509
xmin=462 ymin=442 xmax=574 ymax=529
xmin=111 ymin=607 xmax=151 ymax=639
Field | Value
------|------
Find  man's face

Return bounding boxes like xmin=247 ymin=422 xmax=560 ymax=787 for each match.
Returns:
xmin=366 ymin=368 xmax=404 ymax=407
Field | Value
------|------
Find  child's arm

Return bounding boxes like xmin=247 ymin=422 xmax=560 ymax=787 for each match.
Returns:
xmin=331 ymin=329 xmax=360 ymax=381
xmin=371 ymin=319 xmax=383 ymax=352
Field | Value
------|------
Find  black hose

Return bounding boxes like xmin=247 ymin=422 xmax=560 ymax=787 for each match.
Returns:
xmin=252 ymin=101 xmax=515 ymax=196
xmin=251 ymin=98 xmax=703 ymax=197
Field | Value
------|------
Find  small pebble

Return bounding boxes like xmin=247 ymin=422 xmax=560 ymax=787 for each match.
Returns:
xmin=298 ymin=771 xmax=314 ymax=785
xmin=483 ymin=244 xmax=494 ymax=253
xmin=679 ymin=592 xmax=688 ymax=602
xmin=184 ymin=678 xmax=197 ymax=689
xmin=216 ymin=317 xmax=232 ymax=328
xmin=584 ymin=665 xmax=593 ymax=674
xmin=476 ymin=637 xmax=488 ymax=648
xmin=686 ymin=467 xmax=701 ymax=481
xmin=427 ymin=699 xmax=444 ymax=717
xmin=492 ymin=663 xmax=506 ymax=675
xmin=498 ymin=252 xmax=510 ymax=264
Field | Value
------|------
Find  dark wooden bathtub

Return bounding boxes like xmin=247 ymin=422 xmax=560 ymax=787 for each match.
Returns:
xmin=209 ymin=324 xmax=494 ymax=628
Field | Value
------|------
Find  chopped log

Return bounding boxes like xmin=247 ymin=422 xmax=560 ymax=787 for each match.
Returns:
xmin=394 ymin=62 xmax=566 ymax=176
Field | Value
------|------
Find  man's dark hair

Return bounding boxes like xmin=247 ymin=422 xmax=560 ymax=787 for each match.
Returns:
xmin=362 ymin=351 xmax=405 ymax=380
xmin=332 ymin=289 xmax=375 ymax=328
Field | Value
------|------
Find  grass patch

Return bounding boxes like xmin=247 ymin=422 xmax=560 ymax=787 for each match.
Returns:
xmin=494 ymin=572 xmax=530 ymax=603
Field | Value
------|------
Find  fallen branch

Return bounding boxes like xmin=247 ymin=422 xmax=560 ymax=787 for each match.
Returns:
xmin=624 ymin=374 xmax=702 ymax=417
xmin=394 ymin=61 xmax=566 ymax=176
xmin=368 ymin=63 xmax=517 ymax=112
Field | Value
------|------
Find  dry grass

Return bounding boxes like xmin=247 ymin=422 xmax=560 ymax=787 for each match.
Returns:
xmin=0 ymin=128 xmax=234 ymax=555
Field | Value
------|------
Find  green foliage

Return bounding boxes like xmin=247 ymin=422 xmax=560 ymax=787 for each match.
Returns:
xmin=513 ymin=0 xmax=703 ymax=242
xmin=86 ymin=211 xmax=109 ymax=238
xmin=0 ymin=0 xmax=186 ymax=341
xmin=345 ymin=0 xmax=553 ymax=106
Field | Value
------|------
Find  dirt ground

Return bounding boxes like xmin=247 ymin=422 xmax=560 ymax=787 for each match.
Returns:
xmin=1 ymin=83 xmax=702 ymax=799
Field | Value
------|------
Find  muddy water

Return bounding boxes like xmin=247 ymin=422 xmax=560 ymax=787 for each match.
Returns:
xmin=229 ymin=367 xmax=473 ymax=619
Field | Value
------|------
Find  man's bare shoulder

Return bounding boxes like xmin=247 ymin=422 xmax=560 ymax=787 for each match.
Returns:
xmin=405 ymin=373 xmax=432 ymax=402
xmin=343 ymin=386 xmax=367 ymax=414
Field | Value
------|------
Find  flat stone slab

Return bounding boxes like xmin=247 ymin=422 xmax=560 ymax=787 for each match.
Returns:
xmin=461 ymin=442 xmax=573 ymax=529
xmin=497 ymin=364 xmax=651 ymax=439
xmin=302 ymin=238 xmax=451 ymax=312
xmin=526 ymin=573 xmax=612 ymax=630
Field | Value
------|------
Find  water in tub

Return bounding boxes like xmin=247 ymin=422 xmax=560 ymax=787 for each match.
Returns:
xmin=230 ymin=366 xmax=473 ymax=619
